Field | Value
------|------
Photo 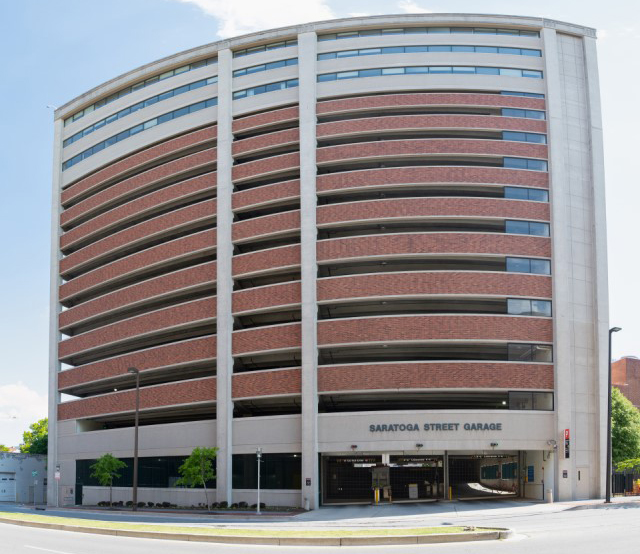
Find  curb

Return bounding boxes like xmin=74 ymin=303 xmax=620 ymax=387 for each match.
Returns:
xmin=0 ymin=517 xmax=513 ymax=546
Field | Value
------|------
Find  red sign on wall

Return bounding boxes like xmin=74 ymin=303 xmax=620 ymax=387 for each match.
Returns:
xmin=564 ymin=429 xmax=570 ymax=440
xmin=564 ymin=429 xmax=570 ymax=459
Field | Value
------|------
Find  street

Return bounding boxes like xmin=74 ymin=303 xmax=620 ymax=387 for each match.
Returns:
xmin=1 ymin=501 xmax=639 ymax=553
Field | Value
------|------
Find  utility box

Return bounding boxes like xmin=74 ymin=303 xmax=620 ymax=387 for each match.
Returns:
xmin=408 ymin=483 xmax=419 ymax=500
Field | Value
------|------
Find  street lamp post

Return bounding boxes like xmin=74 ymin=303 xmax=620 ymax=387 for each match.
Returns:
xmin=605 ymin=327 xmax=622 ymax=504
xmin=127 ymin=367 xmax=141 ymax=511
xmin=256 ymin=447 xmax=262 ymax=515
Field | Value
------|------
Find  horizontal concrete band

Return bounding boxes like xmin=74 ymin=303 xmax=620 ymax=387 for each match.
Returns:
xmin=57 ymin=375 xmax=216 ymax=420
xmin=316 ymin=92 xmax=545 ymax=114
xmin=59 ymin=229 xmax=216 ymax=301
xmin=58 ymin=336 xmax=216 ymax=390
xmin=61 ymin=125 xmax=217 ymax=205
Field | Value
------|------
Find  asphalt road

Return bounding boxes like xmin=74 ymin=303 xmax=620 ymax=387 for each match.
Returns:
xmin=2 ymin=502 xmax=640 ymax=553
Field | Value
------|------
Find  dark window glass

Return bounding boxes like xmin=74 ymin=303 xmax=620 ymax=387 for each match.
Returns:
xmin=104 ymin=135 xmax=117 ymax=147
xmin=532 ymin=345 xmax=553 ymax=362
xmin=189 ymin=100 xmax=207 ymax=112
xmin=507 ymin=298 xmax=532 ymax=315
xmin=528 ymin=188 xmax=549 ymax=202
xmin=384 ymin=46 xmax=405 ymax=54
xmin=451 ymin=45 xmax=475 ymax=52
xmin=525 ymin=110 xmax=546 ymax=120
xmin=129 ymin=123 xmax=144 ymax=136
xmin=158 ymin=90 xmax=173 ymax=101
xmin=508 ymin=343 xmax=532 ymax=361
xmin=189 ymin=80 xmax=207 ymax=90
xmin=232 ymin=454 xmax=301 ymax=489
xmin=506 ymin=257 xmax=531 ymax=273
xmin=318 ymin=52 xmax=336 ymax=60
xmin=265 ymin=82 xmax=283 ymax=92
xmin=504 ymin=157 xmax=528 ymax=169
xmin=504 ymin=186 xmax=529 ymax=200
xmin=528 ymin=222 xmax=550 ymax=236
xmin=359 ymin=68 xmax=382 ymax=77
xmin=116 ymin=129 xmax=130 ymax=142
xmin=521 ymin=49 xmax=542 ymax=57
xmin=530 ymin=259 xmax=551 ymax=274
xmin=476 ymin=67 xmax=500 ymax=75
xmin=476 ymin=46 xmax=498 ymax=53
xmin=430 ymin=45 xmax=451 ymax=52
xmin=531 ymin=300 xmax=552 ymax=317
xmin=317 ymin=73 xmax=337 ymax=82
xmin=405 ymin=46 xmax=430 ymax=53
xmin=174 ymin=84 xmax=190 ymax=95
xmin=509 ymin=391 xmax=533 ymax=410
xmin=405 ymin=66 xmax=429 ymax=74
xmin=533 ymin=392 xmax=554 ymax=410
xmin=502 ymin=108 xmax=524 ymax=118
xmin=526 ymin=160 xmax=548 ymax=171
xmin=156 ymin=112 xmax=173 ymax=124
xmin=503 ymin=131 xmax=526 ymax=142
xmin=505 ymin=220 xmax=530 ymax=234
xmin=173 ymin=106 xmax=189 ymax=118
xmin=499 ymin=47 xmax=521 ymax=55
xmin=92 ymin=141 xmax=105 ymax=154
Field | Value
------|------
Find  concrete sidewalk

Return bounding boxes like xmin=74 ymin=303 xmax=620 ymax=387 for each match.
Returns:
xmin=3 ymin=496 xmax=639 ymax=530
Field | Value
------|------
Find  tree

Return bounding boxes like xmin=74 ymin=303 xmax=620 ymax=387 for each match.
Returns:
xmin=0 ymin=445 xmax=11 ymax=452
xmin=612 ymin=387 xmax=640 ymax=464
xmin=176 ymin=447 xmax=218 ymax=511
xmin=90 ymin=453 xmax=127 ymax=508
xmin=20 ymin=418 xmax=48 ymax=455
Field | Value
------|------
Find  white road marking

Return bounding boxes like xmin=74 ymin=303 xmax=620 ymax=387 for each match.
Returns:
xmin=24 ymin=546 xmax=75 ymax=554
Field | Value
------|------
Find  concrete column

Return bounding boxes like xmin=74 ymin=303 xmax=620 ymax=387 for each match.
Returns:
xmin=583 ymin=36 xmax=610 ymax=499
xmin=542 ymin=26 xmax=574 ymax=502
xmin=443 ymin=451 xmax=449 ymax=499
xmin=298 ymin=29 xmax=319 ymax=509
xmin=47 ymin=117 xmax=64 ymax=506
xmin=215 ymin=46 xmax=234 ymax=505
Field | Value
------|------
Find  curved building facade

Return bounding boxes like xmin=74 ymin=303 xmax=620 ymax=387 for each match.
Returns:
xmin=49 ymin=14 xmax=609 ymax=508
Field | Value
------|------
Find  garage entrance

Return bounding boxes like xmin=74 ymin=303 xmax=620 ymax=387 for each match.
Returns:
xmin=321 ymin=455 xmax=443 ymax=504
xmin=0 ymin=472 xmax=16 ymax=501
xmin=448 ymin=455 xmax=519 ymax=499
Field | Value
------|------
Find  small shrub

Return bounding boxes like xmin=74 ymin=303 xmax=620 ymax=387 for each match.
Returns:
xmin=137 ymin=502 xmax=145 ymax=508
xmin=238 ymin=501 xmax=248 ymax=508
xmin=218 ymin=501 xmax=228 ymax=509
xmin=230 ymin=503 xmax=239 ymax=509
xmin=116 ymin=501 xmax=124 ymax=507
xmin=210 ymin=502 xmax=219 ymax=509
xmin=170 ymin=504 xmax=177 ymax=509
xmin=125 ymin=501 xmax=133 ymax=507
xmin=147 ymin=502 xmax=155 ymax=508
xmin=162 ymin=502 xmax=171 ymax=508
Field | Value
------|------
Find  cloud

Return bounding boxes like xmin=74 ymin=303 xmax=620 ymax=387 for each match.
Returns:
xmin=172 ymin=0 xmax=335 ymax=38
xmin=597 ymin=29 xmax=608 ymax=40
xmin=0 ymin=382 xmax=47 ymax=448
xmin=397 ymin=0 xmax=433 ymax=13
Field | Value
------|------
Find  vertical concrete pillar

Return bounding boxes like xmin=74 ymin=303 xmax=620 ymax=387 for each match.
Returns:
xmin=215 ymin=46 xmax=234 ymax=505
xmin=583 ymin=36 xmax=610 ymax=499
xmin=298 ymin=29 xmax=319 ymax=509
xmin=47 ymin=117 xmax=64 ymax=506
xmin=542 ymin=26 xmax=573 ymax=502
xmin=443 ymin=451 xmax=449 ymax=499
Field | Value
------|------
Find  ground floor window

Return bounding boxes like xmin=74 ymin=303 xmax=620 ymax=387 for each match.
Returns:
xmin=232 ymin=453 xmax=301 ymax=489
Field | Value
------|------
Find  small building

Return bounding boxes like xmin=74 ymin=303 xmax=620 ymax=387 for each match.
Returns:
xmin=613 ymin=357 xmax=640 ymax=408
xmin=0 ymin=453 xmax=47 ymax=503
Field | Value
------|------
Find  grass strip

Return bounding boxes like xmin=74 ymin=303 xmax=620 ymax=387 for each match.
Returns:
xmin=0 ymin=512 xmax=475 ymax=537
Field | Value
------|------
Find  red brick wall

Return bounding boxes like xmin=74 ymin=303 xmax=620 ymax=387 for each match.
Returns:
xmin=232 ymin=152 xmax=300 ymax=182
xmin=62 ymin=148 xmax=217 ymax=226
xmin=233 ymin=281 xmax=301 ymax=314
xmin=316 ymin=93 xmax=545 ymax=115
xmin=62 ymin=125 xmax=217 ymax=202
xmin=317 ymin=115 xmax=547 ymax=138
xmin=58 ymin=376 xmax=216 ymax=420
xmin=232 ymin=179 xmax=300 ymax=211
xmin=316 ymin=166 xmax=548 ymax=194
xmin=233 ymin=106 xmax=299 ymax=133
xmin=60 ymin=229 xmax=216 ymax=302
xmin=317 ymin=198 xmax=549 ymax=226
xmin=58 ymin=336 xmax=216 ymax=390
xmin=317 ymin=233 xmax=551 ymax=262
xmin=319 ymin=362 xmax=554 ymax=392
xmin=59 ymin=297 xmax=216 ymax=359
xmin=317 ymin=315 xmax=552 ymax=345
xmin=613 ymin=357 xmax=640 ymax=408
xmin=61 ymin=200 xmax=216 ymax=275
xmin=318 ymin=272 xmax=551 ymax=301
xmin=60 ymin=262 xmax=216 ymax=329
xmin=233 ymin=322 xmax=301 ymax=355
xmin=233 ymin=210 xmax=300 ymax=243
xmin=316 ymin=139 xmax=547 ymax=165
xmin=61 ymin=173 xmax=216 ymax=250
xmin=233 ymin=128 xmax=300 ymax=156
xmin=232 ymin=244 xmax=300 ymax=277
xmin=233 ymin=368 xmax=301 ymax=398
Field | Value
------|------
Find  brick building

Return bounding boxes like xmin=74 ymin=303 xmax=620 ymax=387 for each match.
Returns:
xmin=49 ymin=14 xmax=609 ymax=508
xmin=613 ymin=357 xmax=640 ymax=408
